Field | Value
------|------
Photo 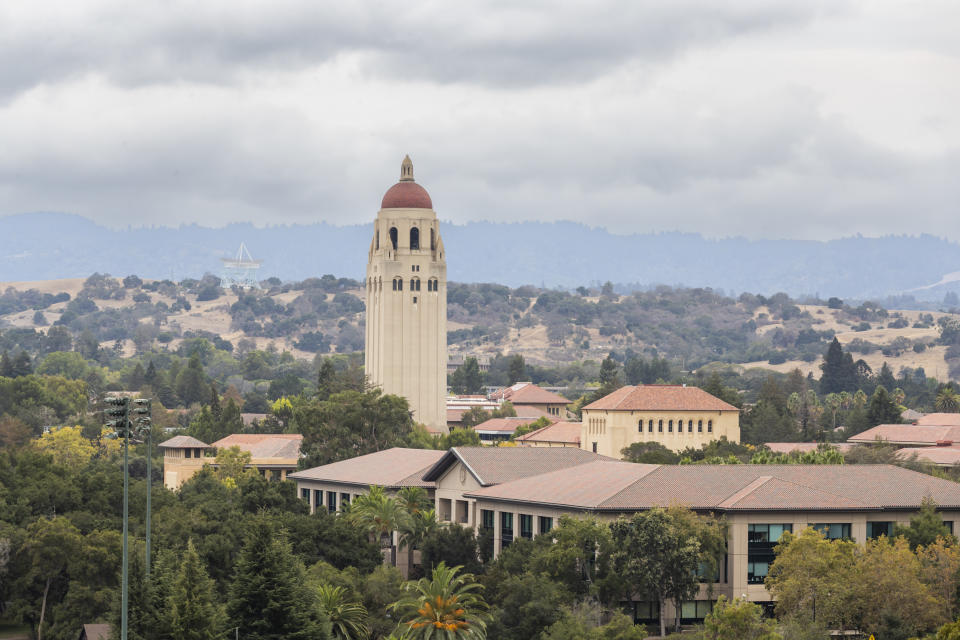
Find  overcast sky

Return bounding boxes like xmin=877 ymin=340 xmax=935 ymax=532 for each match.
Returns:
xmin=1 ymin=1 xmax=958 ymax=240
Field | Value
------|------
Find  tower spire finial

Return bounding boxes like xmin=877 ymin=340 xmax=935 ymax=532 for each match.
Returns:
xmin=400 ymin=155 xmax=414 ymax=182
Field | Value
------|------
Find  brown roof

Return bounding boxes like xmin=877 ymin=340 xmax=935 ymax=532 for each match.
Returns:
xmin=466 ymin=462 xmax=960 ymax=512
xmin=211 ymin=434 xmax=302 ymax=459
xmin=896 ymin=446 xmax=960 ymax=466
xmin=422 ymin=446 xmax=610 ymax=485
xmin=512 ymin=405 xmax=558 ymax=419
xmin=489 ymin=382 xmax=569 ymax=405
xmin=158 ymin=435 xmax=210 ymax=448
xmin=473 ymin=417 xmax=550 ymax=434
xmin=847 ymin=424 xmax=960 ymax=446
xmin=916 ymin=413 xmax=960 ymax=426
xmin=583 ymin=385 xmax=738 ymax=412
xmin=289 ymin=448 xmax=445 ymax=488
xmin=516 ymin=421 xmax=582 ymax=445
xmin=381 ymin=181 xmax=432 ymax=209
xmin=764 ymin=442 xmax=855 ymax=454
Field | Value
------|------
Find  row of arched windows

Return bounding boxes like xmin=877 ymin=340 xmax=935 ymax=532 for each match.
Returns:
xmin=640 ymin=418 xmax=713 ymax=434
xmin=391 ymin=277 xmax=440 ymax=292
xmin=588 ymin=417 xmax=607 ymax=434
xmin=376 ymin=226 xmax=437 ymax=251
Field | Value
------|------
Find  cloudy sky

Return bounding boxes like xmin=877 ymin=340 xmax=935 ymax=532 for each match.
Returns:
xmin=1 ymin=0 xmax=958 ymax=240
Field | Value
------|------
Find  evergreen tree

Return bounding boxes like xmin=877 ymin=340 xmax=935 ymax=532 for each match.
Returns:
xmin=109 ymin=548 xmax=155 ymax=640
xmin=168 ymin=540 xmax=226 ymax=640
xmin=228 ymin=517 xmax=330 ymax=640
xmin=877 ymin=362 xmax=897 ymax=395
xmin=1 ymin=351 xmax=14 ymax=377
xmin=128 ymin=362 xmax=146 ymax=390
xmin=317 ymin=358 xmax=338 ymax=401
xmin=210 ymin=384 xmax=222 ymax=422
xmin=451 ymin=357 xmax=484 ymax=395
xmin=866 ymin=385 xmax=901 ymax=428
xmin=507 ymin=355 xmax=526 ymax=386
xmin=11 ymin=352 xmax=33 ymax=377
xmin=175 ymin=354 xmax=208 ymax=406
xmin=144 ymin=361 xmax=159 ymax=387
xmin=820 ymin=338 xmax=856 ymax=394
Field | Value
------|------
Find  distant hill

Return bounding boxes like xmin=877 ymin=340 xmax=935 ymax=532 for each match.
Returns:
xmin=3 ymin=212 xmax=960 ymax=301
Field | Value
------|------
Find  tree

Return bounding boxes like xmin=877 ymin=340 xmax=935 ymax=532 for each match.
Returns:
xmin=175 ymin=354 xmax=209 ymax=406
xmin=621 ymin=441 xmax=680 ymax=464
xmin=420 ymin=524 xmax=482 ymax=577
xmin=317 ymin=585 xmax=368 ymax=640
xmin=894 ymin=498 xmax=957 ymax=550
xmin=13 ymin=517 xmax=82 ymax=640
xmin=33 ymin=425 xmax=98 ymax=469
xmin=297 ymin=389 xmax=415 ymax=467
xmin=507 ymin=355 xmax=525 ymax=386
xmin=702 ymin=596 xmax=780 ymax=640
xmin=820 ymin=338 xmax=856 ymax=394
xmin=348 ymin=486 xmax=412 ymax=564
xmin=228 ymin=517 xmax=330 ymax=640
xmin=866 ymin=385 xmax=901 ymax=427
xmin=215 ymin=446 xmax=255 ymax=487
xmin=608 ymin=508 xmax=703 ymax=637
xmin=460 ymin=406 xmax=491 ymax=430
xmin=594 ymin=356 xmax=621 ymax=400
xmin=390 ymin=562 xmax=489 ymax=639
xmin=937 ymin=387 xmax=960 ymax=413
xmin=766 ymin=528 xmax=858 ymax=632
xmin=451 ymin=357 xmax=484 ymax=395
xmin=168 ymin=540 xmax=227 ymax=640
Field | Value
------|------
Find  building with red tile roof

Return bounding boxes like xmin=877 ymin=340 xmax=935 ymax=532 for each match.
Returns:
xmin=581 ymin=384 xmax=740 ymax=457
xmin=515 ymin=421 xmax=582 ymax=447
xmin=159 ymin=433 xmax=303 ymax=490
xmin=489 ymin=382 xmax=569 ymax=418
xmin=896 ymin=445 xmax=960 ymax=467
xmin=847 ymin=424 xmax=960 ymax=446
xmin=916 ymin=413 xmax=960 ymax=426
xmin=472 ymin=416 xmax=555 ymax=444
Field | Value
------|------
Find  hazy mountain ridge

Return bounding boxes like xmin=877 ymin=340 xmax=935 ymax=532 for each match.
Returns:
xmin=3 ymin=212 xmax=960 ymax=300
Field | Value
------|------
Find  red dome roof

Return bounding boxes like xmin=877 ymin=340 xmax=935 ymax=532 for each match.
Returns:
xmin=381 ymin=181 xmax=433 ymax=209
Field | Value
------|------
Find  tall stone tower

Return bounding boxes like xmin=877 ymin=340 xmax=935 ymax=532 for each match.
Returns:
xmin=365 ymin=156 xmax=448 ymax=432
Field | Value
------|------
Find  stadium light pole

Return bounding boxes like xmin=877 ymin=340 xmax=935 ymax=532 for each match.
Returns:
xmin=104 ymin=396 xmax=131 ymax=640
xmin=132 ymin=398 xmax=153 ymax=577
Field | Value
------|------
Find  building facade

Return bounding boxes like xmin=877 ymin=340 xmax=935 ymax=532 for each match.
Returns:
xmin=365 ymin=156 xmax=447 ymax=431
xmin=581 ymin=384 xmax=740 ymax=457
xmin=158 ymin=433 xmax=302 ymax=490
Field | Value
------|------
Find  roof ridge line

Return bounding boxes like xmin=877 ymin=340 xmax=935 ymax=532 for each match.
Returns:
xmin=597 ymin=463 xmax=663 ymax=508
xmin=718 ymin=475 xmax=773 ymax=508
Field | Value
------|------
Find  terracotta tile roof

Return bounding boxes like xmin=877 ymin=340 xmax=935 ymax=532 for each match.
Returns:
xmin=466 ymin=463 xmax=960 ymax=512
xmin=901 ymin=409 xmax=925 ymax=422
xmin=896 ymin=446 xmax=960 ymax=466
xmin=583 ymin=385 xmax=739 ymax=412
xmin=512 ymin=405 xmax=558 ymax=419
xmin=473 ymin=417 xmax=547 ymax=434
xmin=422 ymin=446 xmax=611 ymax=486
xmin=516 ymin=421 xmax=582 ymax=445
xmin=847 ymin=424 xmax=960 ymax=446
xmin=159 ymin=435 xmax=210 ymax=448
xmin=82 ymin=624 xmax=111 ymax=640
xmin=289 ymin=448 xmax=445 ymax=488
xmin=764 ymin=442 xmax=855 ymax=454
xmin=489 ymin=382 xmax=569 ymax=405
xmin=447 ymin=409 xmax=466 ymax=422
xmin=211 ymin=434 xmax=303 ymax=459
xmin=916 ymin=413 xmax=960 ymax=426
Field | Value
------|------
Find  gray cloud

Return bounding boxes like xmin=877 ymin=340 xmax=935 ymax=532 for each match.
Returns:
xmin=0 ymin=0 xmax=958 ymax=245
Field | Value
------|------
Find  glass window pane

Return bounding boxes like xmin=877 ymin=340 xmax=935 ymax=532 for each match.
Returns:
xmin=681 ymin=602 xmax=696 ymax=618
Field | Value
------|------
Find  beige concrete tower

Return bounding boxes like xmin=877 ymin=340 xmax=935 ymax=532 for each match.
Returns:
xmin=365 ymin=156 xmax=448 ymax=432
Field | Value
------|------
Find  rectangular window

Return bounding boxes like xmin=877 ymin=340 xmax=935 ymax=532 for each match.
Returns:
xmin=748 ymin=523 xmax=793 ymax=544
xmin=680 ymin=601 xmax=714 ymax=622
xmin=708 ymin=420 xmax=713 ymax=432
xmin=688 ymin=420 xmax=693 ymax=433
xmin=520 ymin=514 xmax=533 ymax=539
xmin=539 ymin=516 xmax=553 ymax=534
xmin=592 ymin=442 xmax=597 ymax=453
xmin=185 ymin=448 xmax=192 ymax=458
xmin=314 ymin=489 xmax=323 ymax=509
xmin=867 ymin=521 xmax=893 ymax=539
xmin=946 ymin=521 xmax=955 ymax=534
xmin=481 ymin=509 xmax=495 ymax=530
xmin=501 ymin=512 xmax=514 ymax=548
xmin=658 ymin=420 xmax=663 ymax=432
xmin=698 ymin=420 xmax=703 ymax=432
xmin=340 ymin=493 xmax=351 ymax=507
xmin=327 ymin=491 xmax=337 ymax=514
xmin=301 ymin=488 xmax=310 ymax=501
xmin=747 ymin=561 xmax=770 ymax=584
xmin=812 ymin=523 xmax=851 ymax=540
xmin=629 ymin=601 xmax=659 ymax=623
xmin=648 ymin=420 xmax=653 ymax=433
xmin=668 ymin=420 xmax=673 ymax=433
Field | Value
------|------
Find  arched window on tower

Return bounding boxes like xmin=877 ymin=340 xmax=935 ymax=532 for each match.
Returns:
xmin=393 ymin=277 xmax=402 ymax=291
xmin=411 ymin=278 xmax=420 ymax=291
xmin=389 ymin=227 xmax=398 ymax=251
xmin=410 ymin=227 xmax=420 ymax=250
xmin=431 ymin=228 xmax=436 ymax=250
xmin=375 ymin=227 xmax=379 ymax=250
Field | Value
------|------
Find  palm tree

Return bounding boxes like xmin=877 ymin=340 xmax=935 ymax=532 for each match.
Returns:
xmin=390 ymin=562 xmax=489 ymax=639
xmin=937 ymin=387 xmax=960 ymax=413
xmin=317 ymin=585 xmax=369 ymax=640
xmin=348 ymin=486 xmax=412 ymax=565
xmin=399 ymin=509 xmax=439 ymax=579
xmin=397 ymin=486 xmax=432 ymax=515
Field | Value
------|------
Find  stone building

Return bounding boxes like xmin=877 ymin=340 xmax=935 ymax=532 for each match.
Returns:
xmin=365 ymin=156 xmax=447 ymax=432
xmin=581 ymin=384 xmax=740 ymax=456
